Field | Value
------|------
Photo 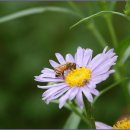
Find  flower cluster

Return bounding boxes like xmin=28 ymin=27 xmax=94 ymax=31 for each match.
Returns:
xmin=35 ymin=46 xmax=117 ymax=109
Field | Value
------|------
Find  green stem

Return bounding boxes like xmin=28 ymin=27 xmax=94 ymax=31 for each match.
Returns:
xmin=0 ymin=7 xmax=80 ymax=24
xmin=68 ymin=102 xmax=89 ymax=126
xmin=83 ymin=97 xmax=96 ymax=129
xmin=104 ymin=15 xmax=118 ymax=48
xmin=70 ymin=11 xmax=128 ymax=29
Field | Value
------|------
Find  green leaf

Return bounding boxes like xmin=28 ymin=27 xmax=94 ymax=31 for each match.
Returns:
xmin=70 ymin=11 xmax=128 ymax=29
xmin=63 ymin=112 xmax=81 ymax=129
xmin=0 ymin=7 xmax=79 ymax=24
xmin=117 ymin=37 xmax=130 ymax=64
xmin=124 ymin=1 xmax=130 ymax=17
xmin=121 ymin=45 xmax=130 ymax=64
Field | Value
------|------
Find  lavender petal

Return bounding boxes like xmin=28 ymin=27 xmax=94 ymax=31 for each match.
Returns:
xmin=46 ymin=87 xmax=70 ymax=103
xmin=76 ymin=89 xmax=84 ymax=109
xmin=65 ymin=53 xmax=75 ymax=62
xmin=38 ymin=83 xmax=65 ymax=89
xmin=82 ymin=49 xmax=93 ymax=67
xmin=55 ymin=53 xmax=66 ymax=64
xmin=90 ymin=88 xmax=100 ymax=96
xmin=39 ymin=73 xmax=55 ymax=78
xmin=92 ymin=56 xmax=118 ymax=77
xmin=82 ymin=87 xmax=93 ymax=102
xmin=88 ymin=54 xmax=102 ymax=69
xmin=106 ymin=48 xmax=114 ymax=55
xmin=41 ymin=68 xmax=54 ymax=74
xmin=75 ymin=46 xmax=84 ymax=67
xmin=35 ymin=76 xmax=64 ymax=82
xmin=49 ymin=60 xmax=59 ymax=68
xmin=89 ymin=54 xmax=108 ymax=71
xmin=87 ymin=81 xmax=96 ymax=89
xmin=95 ymin=121 xmax=113 ymax=129
xmin=91 ymin=73 xmax=110 ymax=84
xmin=43 ymin=84 xmax=68 ymax=99
xmin=69 ymin=87 xmax=79 ymax=100
xmin=59 ymin=88 xmax=73 ymax=108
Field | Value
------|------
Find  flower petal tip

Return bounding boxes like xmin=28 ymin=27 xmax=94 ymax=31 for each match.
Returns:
xmin=59 ymin=104 xmax=63 ymax=109
xmin=37 ymin=85 xmax=42 ymax=88
xmin=103 ymin=46 xmax=108 ymax=53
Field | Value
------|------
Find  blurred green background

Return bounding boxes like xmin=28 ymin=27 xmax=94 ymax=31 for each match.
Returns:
xmin=0 ymin=1 xmax=130 ymax=128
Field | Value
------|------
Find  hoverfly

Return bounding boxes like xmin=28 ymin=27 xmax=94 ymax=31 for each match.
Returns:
xmin=54 ymin=62 xmax=76 ymax=78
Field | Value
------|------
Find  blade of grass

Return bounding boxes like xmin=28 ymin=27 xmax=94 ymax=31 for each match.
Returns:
xmin=70 ymin=11 xmax=128 ymax=29
xmin=68 ymin=2 xmax=106 ymax=48
xmin=104 ymin=15 xmax=118 ymax=48
xmin=124 ymin=1 xmax=130 ymax=17
xmin=0 ymin=7 xmax=80 ymax=24
xmin=117 ymin=37 xmax=130 ymax=64
xmin=120 ymin=45 xmax=130 ymax=64
xmin=98 ymin=1 xmax=118 ymax=48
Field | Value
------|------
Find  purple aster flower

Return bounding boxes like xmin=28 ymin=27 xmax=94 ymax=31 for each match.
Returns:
xmin=35 ymin=46 xmax=117 ymax=109
xmin=95 ymin=117 xmax=130 ymax=129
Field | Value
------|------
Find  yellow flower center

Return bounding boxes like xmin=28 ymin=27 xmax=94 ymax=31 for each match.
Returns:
xmin=65 ymin=67 xmax=92 ymax=87
xmin=113 ymin=118 xmax=130 ymax=129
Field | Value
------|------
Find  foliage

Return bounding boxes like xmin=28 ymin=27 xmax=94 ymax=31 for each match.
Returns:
xmin=0 ymin=1 xmax=130 ymax=128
